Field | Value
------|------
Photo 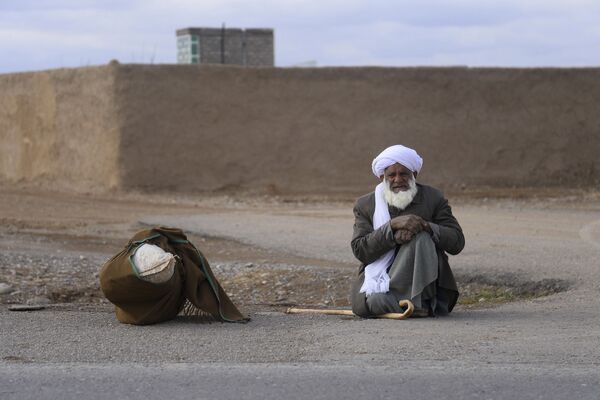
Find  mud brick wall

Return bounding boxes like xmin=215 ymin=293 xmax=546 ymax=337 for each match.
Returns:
xmin=1 ymin=64 xmax=598 ymax=194
xmin=0 ymin=65 xmax=120 ymax=192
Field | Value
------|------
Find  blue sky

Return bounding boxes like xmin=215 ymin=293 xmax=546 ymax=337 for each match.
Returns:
xmin=2 ymin=0 xmax=600 ymax=73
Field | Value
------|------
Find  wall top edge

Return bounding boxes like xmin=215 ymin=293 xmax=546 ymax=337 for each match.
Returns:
xmin=4 ymin=62 xmax=600 ymax=78
xmin=176 ymin=27 xmax=273 ymax=36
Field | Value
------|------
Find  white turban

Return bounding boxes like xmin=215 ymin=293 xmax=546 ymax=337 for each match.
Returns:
xmin=371 ymin=145 xmax=423 ymax=177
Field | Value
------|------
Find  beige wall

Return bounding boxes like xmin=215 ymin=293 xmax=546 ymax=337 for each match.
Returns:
xmin=1 ymin=64 xmax=599 ymax=194
xmin=0 ymin=66 xmax=120 ymax=192
xmin=115 ymin=65 xmax=600 ymax=194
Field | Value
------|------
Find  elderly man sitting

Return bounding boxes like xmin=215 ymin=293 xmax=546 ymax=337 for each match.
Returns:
xmin=350 ymin=145 xmax=465 ymax=318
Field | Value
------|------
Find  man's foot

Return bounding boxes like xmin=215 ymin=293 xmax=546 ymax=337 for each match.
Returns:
xmin=410 ymin=308 xmax=431 ymax=318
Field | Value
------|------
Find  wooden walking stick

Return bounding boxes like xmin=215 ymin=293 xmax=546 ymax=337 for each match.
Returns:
xmin=286 ymin=299 xmax=414 ymax=320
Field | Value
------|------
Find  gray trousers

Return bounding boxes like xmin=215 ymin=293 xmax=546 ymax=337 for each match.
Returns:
xmin=364 ymin=232 xmax=450 ymax=316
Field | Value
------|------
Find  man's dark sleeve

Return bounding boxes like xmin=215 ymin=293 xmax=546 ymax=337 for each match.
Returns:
xmin=428 ymin=195 xmax=465 ymax=255
xmin=350 ymin=201 xmax=397 ymax=265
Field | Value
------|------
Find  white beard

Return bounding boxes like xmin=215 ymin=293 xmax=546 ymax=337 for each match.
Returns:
xmin=383 ymin=176 xmax=417 ymax=210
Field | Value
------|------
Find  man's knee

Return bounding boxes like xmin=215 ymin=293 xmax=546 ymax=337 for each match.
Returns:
xmin=397 ymin=231 xmax=434 ymax=256
xmin=414 ymin=231 xmax=433 ymax=244
xmin=412 ymin=231 xmax=436 ymax=253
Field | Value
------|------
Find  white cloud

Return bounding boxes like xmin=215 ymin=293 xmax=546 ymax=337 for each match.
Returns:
xmin=1 ymin=0 xmax=600 ymax=72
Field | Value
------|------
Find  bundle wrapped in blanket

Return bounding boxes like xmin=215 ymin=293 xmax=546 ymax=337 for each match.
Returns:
xmin=99 ymin=226 xmax=248 ymax=325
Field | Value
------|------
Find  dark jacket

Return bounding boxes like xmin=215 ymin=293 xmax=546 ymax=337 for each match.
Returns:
xmin=350 ymin=183 xmax=465 ymax=316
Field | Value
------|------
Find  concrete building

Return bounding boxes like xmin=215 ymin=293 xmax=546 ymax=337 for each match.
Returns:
xmin=176 ymin=27 xmax=274 ymax=66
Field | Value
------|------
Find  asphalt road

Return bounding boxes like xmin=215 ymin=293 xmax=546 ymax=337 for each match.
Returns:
xmin=2 ymin=199 xmax=600 ymax=399
xmin=2 ymin=362 xmax=598 ymax=400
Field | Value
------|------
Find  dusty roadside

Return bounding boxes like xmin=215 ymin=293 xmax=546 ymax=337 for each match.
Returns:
xmin=2 ymin=186 xmax=594 ymax=311
xmin=0 ymin=187 xmax=357 ymax=311
xmin=2 ymin=186 xmax=600 ymax=399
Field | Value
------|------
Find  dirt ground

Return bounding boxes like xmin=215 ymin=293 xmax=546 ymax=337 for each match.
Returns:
xmin=2 ymin=185 xmax=598 ymax=314
xmin=3 ymin=185 xmax=600 ymax=399
xmin=0 ymin=186 xmax=358 ymax=311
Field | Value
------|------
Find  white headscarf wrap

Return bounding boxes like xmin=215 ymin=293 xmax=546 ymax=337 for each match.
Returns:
xmin=360 ymin=145 xmax=423 ymax=296
xmin=371 ymin=144 xmax=423 ymax=178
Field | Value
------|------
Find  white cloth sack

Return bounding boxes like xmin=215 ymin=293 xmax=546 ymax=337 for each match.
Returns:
xmin=132 ymin=243 xmax=176 ymax=284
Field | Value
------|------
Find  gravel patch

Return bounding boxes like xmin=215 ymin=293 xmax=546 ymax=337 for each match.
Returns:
xmin=0 ymin=250 xmax=571 ymax=310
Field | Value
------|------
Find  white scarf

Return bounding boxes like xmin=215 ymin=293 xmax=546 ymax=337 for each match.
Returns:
xmin=359 ymin=181 xmax=395 ymax=296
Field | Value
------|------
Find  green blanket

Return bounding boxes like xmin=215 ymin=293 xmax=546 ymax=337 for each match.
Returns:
xmin=100 ymin=226 xmax=248 ymax=325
